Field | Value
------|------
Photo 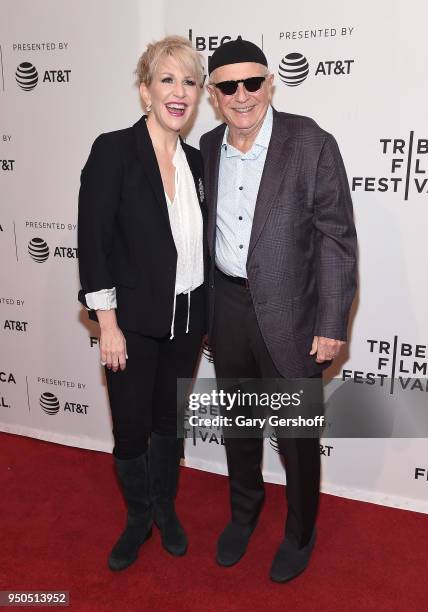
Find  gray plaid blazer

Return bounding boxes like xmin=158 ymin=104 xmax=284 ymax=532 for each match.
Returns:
xmin=200 ymin=107 xmax=358 ymax=378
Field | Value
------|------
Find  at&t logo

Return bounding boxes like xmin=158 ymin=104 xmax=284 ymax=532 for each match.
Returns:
xmin=278 ymin=52 xmax=354 ymax=86
xmin=40 ymin=392 xmax=60 ymax=415
xmin=28 ymin=237 xmax=49 ymax=262
xmin=278 ymin=53 xmax=309 ymax=86
xmin=270 ymin=435 xmax=333 ymax=456
xmin=0 ymin=160 xmax=15 ymax=171
xmin=15 ymin=61 xmax=71 ymax=90
xmin=202 ymin=343 xmax=214 ymax=363
xmin=39 ymin=391 xmax=89 ymax=416
xmin=15 ymin=62 xmax=38 ymax=90
xmin=3 ymin=320 xmax=28 ymax=332
xmin=28 ymin=237 xmax=78 ymax=262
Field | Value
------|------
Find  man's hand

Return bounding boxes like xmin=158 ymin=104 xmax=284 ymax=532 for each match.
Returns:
xmin=310 ymin=336 xmax=345 ymax=363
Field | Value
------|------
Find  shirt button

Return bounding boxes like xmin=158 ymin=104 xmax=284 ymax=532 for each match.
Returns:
xmin=238 ymin=216 xmax=243 ymax=220
xmin=239 ymin=186 xmax=243 ymax=190
xmin=239 ymin=244 xmax=243 ymax=249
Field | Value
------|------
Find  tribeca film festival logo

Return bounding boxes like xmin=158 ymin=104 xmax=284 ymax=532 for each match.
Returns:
xmin=352 ymin=134 xmax=428 ymax=201
xmin=278 ymin=52 xmax=354 ymax=87
xmin=342 ymin=337 xmax=428 ymax=394
xmin=187 ymin=29 xmax=262 ymax=81
xmin=188 ymin=30 xmax=240 ymax=51
xmin=0 ymin=370 xmax=16 ymax=410
xmin=27 ymin=237 xmax=78 ymax=262
xmin=183 ymin=394 xmax=225 ymax=446
xmin=414 ymin=467 xmax=428 ymax=482
xmin=15 ymin=62 xmax=71 ymax=91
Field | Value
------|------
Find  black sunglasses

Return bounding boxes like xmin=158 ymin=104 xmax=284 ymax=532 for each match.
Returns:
xmin=213 ymin=76 xmax=266 ymax=96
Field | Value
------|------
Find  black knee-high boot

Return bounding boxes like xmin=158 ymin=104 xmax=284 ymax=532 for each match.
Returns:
xmin=149 ymin=433 xmax=188 ymax=556
xmin=108 ymin=452 xmax=153 ymax=571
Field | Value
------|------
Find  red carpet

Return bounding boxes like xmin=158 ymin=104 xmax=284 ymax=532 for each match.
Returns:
xmin=1 ymin=432 xmax=427 ymax=611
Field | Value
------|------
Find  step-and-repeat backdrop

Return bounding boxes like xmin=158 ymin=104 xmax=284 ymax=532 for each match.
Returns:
xmin=1 ymin=0 xmax=427 ymax=513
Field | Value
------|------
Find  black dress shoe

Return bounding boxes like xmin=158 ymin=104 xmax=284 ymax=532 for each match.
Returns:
xmin=216 ymin=521 xmax=255 ymax=567
xmin=270 ymin=529 xmax=317 ymax=583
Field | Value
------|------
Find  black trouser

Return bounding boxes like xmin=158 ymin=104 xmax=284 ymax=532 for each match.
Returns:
xmin=212 ymin=270 xmax=321 ymax=548
xmin=105 ymin=285 xmax=205 ymax=460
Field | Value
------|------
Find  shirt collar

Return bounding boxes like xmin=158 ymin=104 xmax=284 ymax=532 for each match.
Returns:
xmin=222 ymin=105 xmax=273 ymax=158
xmin=172 ymin=137 xmax=186 ymax=168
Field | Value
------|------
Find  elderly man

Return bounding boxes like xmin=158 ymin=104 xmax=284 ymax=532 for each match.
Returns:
xmin=199 ymin=38 xmax=357 ymax=582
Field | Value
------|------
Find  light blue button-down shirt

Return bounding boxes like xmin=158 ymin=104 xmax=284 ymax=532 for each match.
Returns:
xmin=215 ymin=105 xmax=273 ymax=278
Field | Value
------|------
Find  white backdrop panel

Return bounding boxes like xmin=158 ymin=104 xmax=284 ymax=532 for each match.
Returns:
xmin=0 ymin=0 xmax=427 ymax=513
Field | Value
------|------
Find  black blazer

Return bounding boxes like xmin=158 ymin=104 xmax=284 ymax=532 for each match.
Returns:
xmin=78 ymin=115 xmax=208 ymax=337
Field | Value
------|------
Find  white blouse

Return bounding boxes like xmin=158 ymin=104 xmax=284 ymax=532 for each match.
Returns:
xmin=85 ymin=138 xmax=204 ymax=339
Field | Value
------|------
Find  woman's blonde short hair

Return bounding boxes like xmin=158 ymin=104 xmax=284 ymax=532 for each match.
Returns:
xmin=136 ymin=35 xmax=205 ymax=87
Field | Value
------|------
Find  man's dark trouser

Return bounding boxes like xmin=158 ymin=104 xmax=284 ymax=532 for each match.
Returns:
xmin=212 ymin=269 xmax=321 ymax=548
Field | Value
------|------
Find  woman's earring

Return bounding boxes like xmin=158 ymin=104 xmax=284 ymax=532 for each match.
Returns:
xmin=146 ymin=102 xmax=152 ymax=113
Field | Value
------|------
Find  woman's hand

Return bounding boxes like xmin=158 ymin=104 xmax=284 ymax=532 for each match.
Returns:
xmin=97 ymin=310 xmax=128 ymax=372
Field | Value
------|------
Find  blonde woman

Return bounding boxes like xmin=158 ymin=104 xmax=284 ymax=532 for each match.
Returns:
xmin=78 ymin=36 xmax=207 ymax=570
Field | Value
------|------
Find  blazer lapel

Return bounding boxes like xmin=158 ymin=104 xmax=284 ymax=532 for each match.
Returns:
xmin=247 ymin=110 xmax=294 ymax=259
xmin=133 ymin=115 xmax=170 ymax=226
xmin=181 ymin=138 xmax=204 ymax=207
xmin=206 ymin=125 xmax=225 ymax=256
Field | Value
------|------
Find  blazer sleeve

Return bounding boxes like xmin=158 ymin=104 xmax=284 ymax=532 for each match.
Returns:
xmin=77 ymin=133 xmax=122 ymax=309
xmin=312 ymin=133 xmax=358 ymax=341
